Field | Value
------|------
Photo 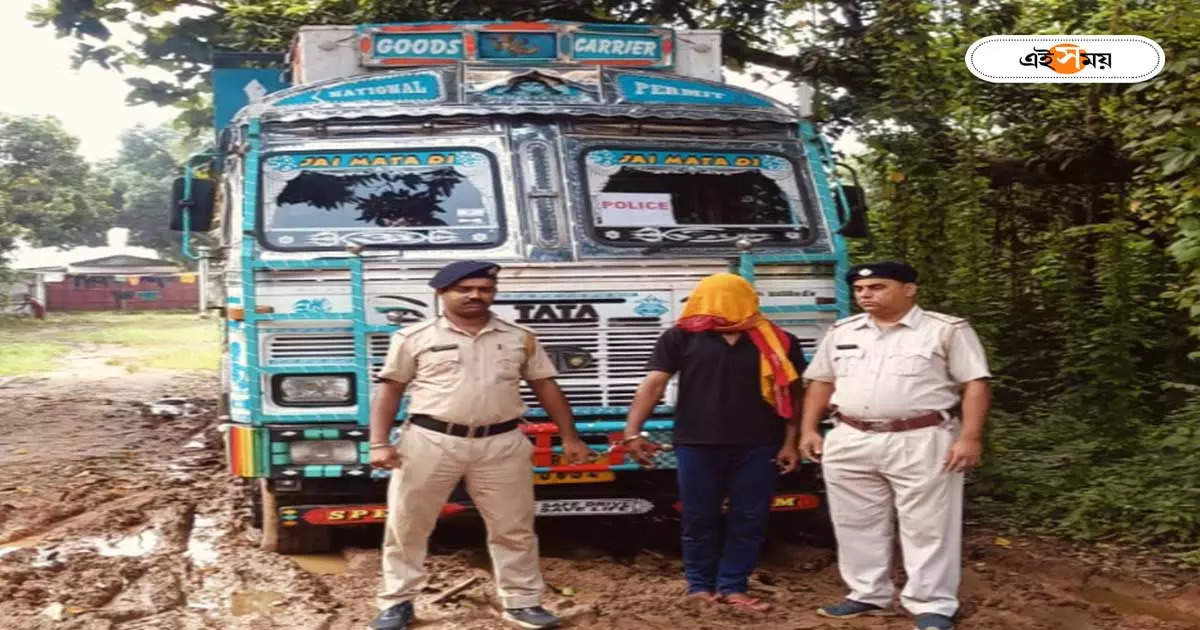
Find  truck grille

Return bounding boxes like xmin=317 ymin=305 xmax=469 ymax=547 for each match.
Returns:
xmin=519 ymin=319 xmax=664 ymax=408
xmin=266 ymin=319 xmax=667 ymax=409
xmin=265 ymin=334 xmax=356 ymax=363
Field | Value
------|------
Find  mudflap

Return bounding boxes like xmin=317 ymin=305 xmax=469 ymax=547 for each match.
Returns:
xmin=257 ymin=479 xmax=332 ymax=554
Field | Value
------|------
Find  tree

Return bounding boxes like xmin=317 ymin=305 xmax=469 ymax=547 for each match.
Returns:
xmin=813 ymin=0 xmax=1200 ymax=556
xmin=101 ymin=124 xmax=205 ymax=259
xmin=0 ymin=114 xmax=115 ymax=269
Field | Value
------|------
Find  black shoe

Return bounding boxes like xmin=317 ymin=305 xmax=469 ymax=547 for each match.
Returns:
xmin=502 ymin=605 xmax=561 ymax=629
xmin=913 ymin=612 xmax=956 ymax=630
xmin=369 ymin=601 xmax=414 ymax=630
xmin=816 ymin=599 xmax=893 ymax=618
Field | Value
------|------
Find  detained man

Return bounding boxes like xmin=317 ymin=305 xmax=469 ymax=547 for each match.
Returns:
xmin=624 ymin=273 xmax=806 ymax=611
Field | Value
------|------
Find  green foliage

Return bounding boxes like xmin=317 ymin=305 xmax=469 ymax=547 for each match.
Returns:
xmin=0 ymin=114 xmax=116 ymax=269
xmin=100 ymin=124 xmax=207 ymax=260
xmin=975 ymin=396 xmax=1200 ymax=562
xmin=813 ymin=0 xmax=1200 ymax=561
xmin=1113 ymin=6 xmax=1200 ymax=341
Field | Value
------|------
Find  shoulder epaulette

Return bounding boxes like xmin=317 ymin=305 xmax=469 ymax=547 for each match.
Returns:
xmin=492 ymin=315 xmax=538 ymax=336
xmin=923 ymin=311 xmax=968 ymax=326
xmin=395 ymin=318 xmax=438 ymax=337
xmin=831 ymin=313 xmax=869 ymax=328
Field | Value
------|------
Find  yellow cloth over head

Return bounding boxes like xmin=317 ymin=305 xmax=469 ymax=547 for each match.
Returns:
xmin=677 ymin=273 xmax=800 ymax=417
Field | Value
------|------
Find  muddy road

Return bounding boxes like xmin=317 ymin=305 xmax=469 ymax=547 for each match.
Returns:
xmin=1 ymin=362 xmax=1198 ymax=630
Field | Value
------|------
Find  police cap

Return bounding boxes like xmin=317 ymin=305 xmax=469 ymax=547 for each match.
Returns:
xmin=429 ymin=260 xmax=501 ymax=290
xmin=846 ymin=261 xmax=918 ymax=284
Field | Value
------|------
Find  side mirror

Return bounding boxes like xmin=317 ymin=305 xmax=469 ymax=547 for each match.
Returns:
xmin=835 ymin=184 xmax=870 ymax=238
xmin=169 ymin=177 xmax=216 ymax=231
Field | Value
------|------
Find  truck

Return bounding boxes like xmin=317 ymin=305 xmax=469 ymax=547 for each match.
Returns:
xmin=170 ymin=20 xmax=868 ymax=553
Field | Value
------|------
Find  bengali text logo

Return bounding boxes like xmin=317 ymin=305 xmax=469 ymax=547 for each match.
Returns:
xmin=966 ymin=35 xmax=1163 ymax=83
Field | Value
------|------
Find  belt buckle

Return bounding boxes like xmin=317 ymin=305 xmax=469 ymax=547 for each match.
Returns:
xmin=471 ymin=425 xmax=487 ymax=438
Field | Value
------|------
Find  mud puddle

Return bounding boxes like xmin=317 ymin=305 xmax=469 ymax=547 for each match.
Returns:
xmin=1082 ymin=577 xmax=1200 ymax=627
xmin=229 ymin=590 xmax=286 ymax=616
xmin=288 ymin=552 xmax=351 ymax=575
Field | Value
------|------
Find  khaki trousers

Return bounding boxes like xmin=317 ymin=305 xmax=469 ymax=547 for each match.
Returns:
xmin=821 ymin=421 xmax=963 ymax=618
xmin=377 ymin=424 xmax=544 ymax=610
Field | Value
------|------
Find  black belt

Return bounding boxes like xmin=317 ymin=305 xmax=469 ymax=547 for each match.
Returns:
xmin=408 ymin=414 xmax=521 ymax=438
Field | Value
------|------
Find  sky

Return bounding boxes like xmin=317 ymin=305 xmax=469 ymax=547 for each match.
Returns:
xmin=0 ymin=2 xmax=845 ymax=163
xmin=0 ymin=0 xmax=177 ymax=162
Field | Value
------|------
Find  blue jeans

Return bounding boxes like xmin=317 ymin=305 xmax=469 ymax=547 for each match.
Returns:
xmin=676 ymin=443 xmax=779 ymax=595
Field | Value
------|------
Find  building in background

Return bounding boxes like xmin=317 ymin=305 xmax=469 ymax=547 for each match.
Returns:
xmin=7 ymin=229 xmax=197 ymax=312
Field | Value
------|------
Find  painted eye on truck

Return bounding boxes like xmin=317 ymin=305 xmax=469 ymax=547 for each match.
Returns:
xmin=378 ymin=307 xmax=424 ymax=324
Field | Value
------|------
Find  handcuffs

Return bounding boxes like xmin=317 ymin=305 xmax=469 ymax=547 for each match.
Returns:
xmin=612 ymin=430 xmax=674 ymax=453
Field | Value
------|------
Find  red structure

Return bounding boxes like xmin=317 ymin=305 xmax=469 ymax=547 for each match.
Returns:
xmin=31 ymin=255 xmax=198 ymax=312
xmin=45 ymin=275 xmax=198 ymax=311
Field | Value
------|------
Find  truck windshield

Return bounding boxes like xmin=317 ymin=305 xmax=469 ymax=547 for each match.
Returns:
xmin=260 ymin=149 xmax=502 ymax=250
xmin=581 ymin=148 xmax=813 ymax=248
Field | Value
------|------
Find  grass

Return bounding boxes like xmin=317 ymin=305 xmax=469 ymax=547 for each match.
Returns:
xmin=0 ymin=311 xmax=220 ymax=376
xmin=0 ymin=342 xmax=70 ymax=376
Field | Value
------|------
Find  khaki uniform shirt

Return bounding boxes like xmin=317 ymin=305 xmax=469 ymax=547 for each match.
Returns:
xmin=803 ymin=306 xmax=990 ymax=419
xmin=377 ymin=315 xmax=558 ymax=426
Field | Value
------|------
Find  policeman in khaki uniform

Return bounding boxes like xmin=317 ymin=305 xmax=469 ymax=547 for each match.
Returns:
xmin=799 ymin=261 xmax=991 ymax=630
xmin=368 ymin=260 xmax=591 ymax=630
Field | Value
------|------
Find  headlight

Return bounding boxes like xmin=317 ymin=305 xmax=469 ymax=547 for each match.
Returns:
xmin=272 ymin=374 xmax=354 ymax=406
xmin=288 ymin=440 xmax=359 ymax=465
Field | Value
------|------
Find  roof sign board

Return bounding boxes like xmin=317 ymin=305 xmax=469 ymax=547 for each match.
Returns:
xmin=255 ymin=67 xmax=795 ymax=123
xmin=614 ymin=74 xmax=774 ymax=107
xmin=357 ymin=22 xmax=673 ymax=69
xmin=571 ymin=33 xmax=663 ymax=62
xmin=464 ymin=67 xmax=602 ymax=105
xmin=478 ymin=31 xmax=559 ymax=60
xmin=273 ymin=71 xmax=444 ymax=106
xmin=366 ymin=32 xmax=467 ymax=63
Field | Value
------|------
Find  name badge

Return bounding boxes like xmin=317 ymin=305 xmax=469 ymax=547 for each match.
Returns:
xmin=836 ymin=344 xmax=859 ymax=350
xmin=428 ymin=344 xmax=458 ymax=352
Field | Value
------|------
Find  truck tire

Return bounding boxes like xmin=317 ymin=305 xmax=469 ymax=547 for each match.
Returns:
xmin=257 ymin=479 xmax=332 ymax=554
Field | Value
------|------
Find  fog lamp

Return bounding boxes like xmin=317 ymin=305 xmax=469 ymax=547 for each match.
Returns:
xmin=288 ymin=440 xmax=358 ymax=465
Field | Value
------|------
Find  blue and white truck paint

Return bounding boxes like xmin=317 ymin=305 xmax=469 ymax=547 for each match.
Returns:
xmin=182 ymin=20 xmax=861 ymax=552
